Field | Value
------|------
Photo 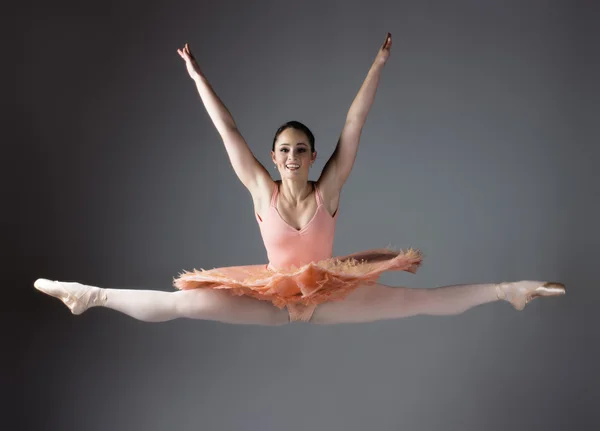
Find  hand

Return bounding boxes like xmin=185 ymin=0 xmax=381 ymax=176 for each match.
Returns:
xmin=177 ymin=43 xmax=202 ymax=81
xmin=374 ymin=33 xmax=392 ymax=66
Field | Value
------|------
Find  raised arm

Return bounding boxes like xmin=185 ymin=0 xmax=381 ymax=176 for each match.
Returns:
xmin=318 ymin=33 xmax=392 ymax=195
xmin=178 ymin=43 xmax=272 ymax=195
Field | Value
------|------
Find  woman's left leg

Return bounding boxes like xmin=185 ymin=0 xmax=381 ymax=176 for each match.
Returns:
xmin=310 ymin=281 xmax=565 ymax=324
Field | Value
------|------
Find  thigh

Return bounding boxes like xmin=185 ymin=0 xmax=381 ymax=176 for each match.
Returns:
xmin=176 ymin=288 xmax=289 ymax=326
xmin=311 ymin=283 xmax=416 ymax=324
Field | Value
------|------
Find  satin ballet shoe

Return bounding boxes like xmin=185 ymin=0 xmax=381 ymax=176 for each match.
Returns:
xmin=496 ymin=280 xmax=566 ymax=311
xmin=34 ymin=278 xmax=107 ymax=315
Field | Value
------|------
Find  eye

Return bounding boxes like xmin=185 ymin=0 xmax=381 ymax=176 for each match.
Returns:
xmin=280 ymin=148 xmax=288 ymax=152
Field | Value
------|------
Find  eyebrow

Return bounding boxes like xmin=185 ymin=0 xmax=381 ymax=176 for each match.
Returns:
xmin=279 ymin=142 xmax=308 ymax=146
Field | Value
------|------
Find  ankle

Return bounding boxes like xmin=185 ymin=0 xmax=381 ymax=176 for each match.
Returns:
xmin=495 ymin=282 xmax=509 ymax=301
xmin=88 ymin=286 xmax=108 ymax=308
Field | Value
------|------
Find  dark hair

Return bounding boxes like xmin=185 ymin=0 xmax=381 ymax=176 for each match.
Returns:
xmin=272 ymin=121 xmax=315 ymax=153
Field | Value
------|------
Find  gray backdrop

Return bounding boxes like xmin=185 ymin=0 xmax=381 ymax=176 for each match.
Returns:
xmin=8 ymin=0 xmax=599 ymax=430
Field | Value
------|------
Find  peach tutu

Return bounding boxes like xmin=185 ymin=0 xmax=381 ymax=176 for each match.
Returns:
xmin=173 ymin=248 xmax=423 ymax=310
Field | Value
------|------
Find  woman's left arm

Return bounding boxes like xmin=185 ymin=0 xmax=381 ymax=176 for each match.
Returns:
xmin=318 ymin=33 xmax=392 ymax=193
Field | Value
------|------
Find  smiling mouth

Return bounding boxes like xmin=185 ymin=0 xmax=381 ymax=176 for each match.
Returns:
xmin=286 ymin=164 xmax=300 ymax=171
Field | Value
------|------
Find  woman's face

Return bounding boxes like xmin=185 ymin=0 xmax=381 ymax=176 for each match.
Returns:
xmin=271 ymin=128 xmax=316 ymax=178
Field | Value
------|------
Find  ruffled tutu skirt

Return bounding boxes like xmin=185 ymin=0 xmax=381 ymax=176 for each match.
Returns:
xmin=173 ymin=248 xmax=423 ymax=320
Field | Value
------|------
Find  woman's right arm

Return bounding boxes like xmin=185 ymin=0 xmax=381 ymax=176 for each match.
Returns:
xmin=178 ymin=44 xmax=272 ymax=195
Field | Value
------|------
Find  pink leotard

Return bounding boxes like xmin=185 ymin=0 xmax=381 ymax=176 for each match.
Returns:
xmin=255 ymin=181 xmax=338 ymax=271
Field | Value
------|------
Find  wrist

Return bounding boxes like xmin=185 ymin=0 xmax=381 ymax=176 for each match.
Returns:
xmin=192 ymin=73 xmax=207 ymax=84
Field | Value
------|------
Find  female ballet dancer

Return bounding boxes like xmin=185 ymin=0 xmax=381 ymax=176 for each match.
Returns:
xmin=34 ymin=33 xmax=565 ymax=325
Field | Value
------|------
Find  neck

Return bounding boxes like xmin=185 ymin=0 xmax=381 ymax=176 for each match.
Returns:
xmin=279 ymin=178 xmax=313 ymax=205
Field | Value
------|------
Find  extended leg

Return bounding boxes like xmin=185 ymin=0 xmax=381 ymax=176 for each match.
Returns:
xmin=311 ymin=281 xmax=565 ymax=325
xmin=34 ymin=279 xmax=288 ymax=326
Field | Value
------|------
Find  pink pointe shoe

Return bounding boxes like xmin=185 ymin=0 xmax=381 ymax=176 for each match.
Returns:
xmin=496 ymin=280 xmax=566 ymax=311
xmin=34 ymin=278 xmax=107 ymax=315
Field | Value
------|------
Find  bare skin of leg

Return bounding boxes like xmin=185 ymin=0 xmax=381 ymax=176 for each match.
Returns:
xmin=312 ymin=282 xmax=510 ymax=324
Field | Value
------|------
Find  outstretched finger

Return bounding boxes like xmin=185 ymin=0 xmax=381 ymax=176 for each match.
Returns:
xmin=381 ymin=32 xmax=392 ymax=50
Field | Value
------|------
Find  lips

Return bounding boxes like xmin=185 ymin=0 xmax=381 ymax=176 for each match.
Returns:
xmin=286 ymin=164 xmax=300 ymax=170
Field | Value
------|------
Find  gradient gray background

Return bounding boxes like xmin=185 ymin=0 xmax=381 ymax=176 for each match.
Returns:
xmin=7 ymin=0 xmax=599 ymax=430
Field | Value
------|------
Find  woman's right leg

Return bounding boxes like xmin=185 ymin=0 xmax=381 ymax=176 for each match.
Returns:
xmin=34 ymin=279 xmax=289 ymax=326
